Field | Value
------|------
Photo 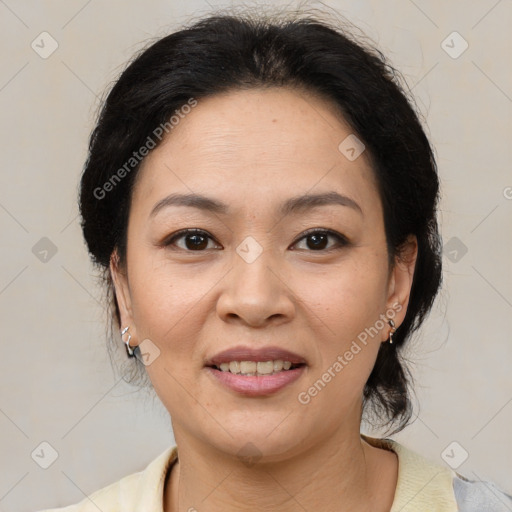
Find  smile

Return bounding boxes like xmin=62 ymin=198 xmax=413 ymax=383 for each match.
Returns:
xmin=214 ymin=360 xmax=303 ymax=376
xmin=205 ymin=363 xmax=306 ymax=396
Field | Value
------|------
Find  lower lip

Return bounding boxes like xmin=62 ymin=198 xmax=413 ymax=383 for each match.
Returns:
xmin=205 ymin=366 xmax=306 ymax=396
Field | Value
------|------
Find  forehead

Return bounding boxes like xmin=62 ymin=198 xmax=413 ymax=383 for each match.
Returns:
xmin=132 ymin=87 xmax=380 ymax=215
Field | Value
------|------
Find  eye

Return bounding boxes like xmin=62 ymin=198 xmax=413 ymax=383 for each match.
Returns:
xmin=163 ymin=229 xmax=221 ymax=251
xmin=291 ymin=229 xmax=349 ymax=251
xmin=162 ymin=228 xmax=349 ymax=252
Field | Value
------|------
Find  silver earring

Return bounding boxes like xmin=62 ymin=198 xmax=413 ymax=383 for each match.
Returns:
xmin=121 ymin=326 xmax=135 ymax=357
xmin=387 ymin=319 xmax=396 ymax=344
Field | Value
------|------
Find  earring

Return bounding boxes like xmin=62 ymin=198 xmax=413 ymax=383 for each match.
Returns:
xmin=387 ymin=319 xmax=396 ymax=344
xmin=120 ymin=326 xmax=136 ymax=357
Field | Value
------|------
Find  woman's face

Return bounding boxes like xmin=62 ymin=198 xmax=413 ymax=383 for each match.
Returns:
xmin=111 ymin=87 xmax=417 ymax=460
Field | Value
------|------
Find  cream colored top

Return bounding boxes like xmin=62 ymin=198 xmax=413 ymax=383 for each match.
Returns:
xmin=37 ymin=435 xmax=512 ymax=511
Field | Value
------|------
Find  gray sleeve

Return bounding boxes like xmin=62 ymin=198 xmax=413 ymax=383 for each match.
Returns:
xmin=453 ymin=473 xmax=512 ymax=511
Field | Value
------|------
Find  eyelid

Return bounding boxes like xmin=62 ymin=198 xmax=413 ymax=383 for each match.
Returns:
xmin=162 ymin=228 xmax=222 ymax=250
xmin=290 ymin=228 xmax=349 ymax=251
xmin=162 ymin=227 xmax=349 ymax=253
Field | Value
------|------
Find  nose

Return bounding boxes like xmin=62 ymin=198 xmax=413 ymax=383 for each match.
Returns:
xmin=216 ymin=248 xmax=296 ymax=328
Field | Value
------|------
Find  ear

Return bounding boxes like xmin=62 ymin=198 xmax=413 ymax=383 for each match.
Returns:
xmin=383 ymin=234 xmax=418 ymax=340
xmin=110 ymin=249 xmax=138 ymax=348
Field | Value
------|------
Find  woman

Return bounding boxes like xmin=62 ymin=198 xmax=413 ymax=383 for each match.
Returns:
xmin=39 ymin=8 xmax=512 ymax=512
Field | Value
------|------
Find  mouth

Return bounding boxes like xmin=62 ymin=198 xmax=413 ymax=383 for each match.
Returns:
xmin=204 ymin=346 xmax=308 ymax=396
xmin=206 ymin=360 xmax=306 ymax=376
xmin=204 ymin=345 xmax=307 ymax=373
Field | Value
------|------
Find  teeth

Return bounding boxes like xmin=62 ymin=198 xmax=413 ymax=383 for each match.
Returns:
xmin=273 ymin=360 xmax=284 ymax=371
xmin=216 ymin=360 xmax=298 ymax=375
xmin=229 ymin=361 xmax=240 ymax=374
xmin=240 ymin=361 xmax=257 ymax=374
xmin=257 ymin=361 xmax=274 ymax=375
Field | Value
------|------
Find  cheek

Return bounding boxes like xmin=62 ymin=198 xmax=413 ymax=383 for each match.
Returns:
xmin=127 ymin=253 xmax=211 ymax=354
xmin=296 ymin=256 xmax=389 ymax=410
xmin=297 ymin=251 xmax=389 ymax=334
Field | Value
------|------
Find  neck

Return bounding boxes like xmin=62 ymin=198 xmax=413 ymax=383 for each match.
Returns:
xmin=164 ymin=428 xmax=397 ymax=512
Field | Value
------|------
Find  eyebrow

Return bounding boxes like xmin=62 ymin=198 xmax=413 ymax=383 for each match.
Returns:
xmin=149 ymin=191 xmax=363 ymax=218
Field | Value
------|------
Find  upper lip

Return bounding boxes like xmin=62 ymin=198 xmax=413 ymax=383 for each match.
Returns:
xmin=205 ymin=346 xmax=307 ymax=367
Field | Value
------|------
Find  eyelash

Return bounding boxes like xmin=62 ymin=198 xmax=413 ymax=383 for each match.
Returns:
xmin=162 ymin=228 xmax=349 ymax=252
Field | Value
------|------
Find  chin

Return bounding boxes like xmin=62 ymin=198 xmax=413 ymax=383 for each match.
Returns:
xmin=204 ymin=420 xmax=309 ymax=461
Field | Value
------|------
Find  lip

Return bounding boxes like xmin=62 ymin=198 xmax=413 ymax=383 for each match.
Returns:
xmin=204 ymin=345 xmax=307 ymax=397
xmin=205 ymin=365 xmax=306 ymax=396
xmin=204 ymin=345 xmax=307 ymax=367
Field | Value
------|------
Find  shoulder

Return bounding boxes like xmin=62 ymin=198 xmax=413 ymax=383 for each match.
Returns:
xmin=34 ymin=445 xmax=178 ymax=512
xmin=452 ymin=472 xmax=512 ymax=512
xmin=362 ymin=434 xmax=512 ymax=512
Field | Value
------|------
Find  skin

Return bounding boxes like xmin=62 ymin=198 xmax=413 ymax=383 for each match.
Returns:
xmin=110 ymin=87 xmax=418 ymax=512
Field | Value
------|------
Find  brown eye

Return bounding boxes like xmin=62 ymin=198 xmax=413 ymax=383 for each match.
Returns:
xmin=164 ymin=229 xmax=220 ymax=251
xmin=305 ymin=232 xmax=329 ymax=250
xmin=292 ymin=229 xmax=348 ymax=251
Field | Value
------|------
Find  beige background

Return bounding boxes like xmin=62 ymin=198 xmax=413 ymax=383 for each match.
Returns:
xmin=1 ymin=1 xmax=511 ymax=510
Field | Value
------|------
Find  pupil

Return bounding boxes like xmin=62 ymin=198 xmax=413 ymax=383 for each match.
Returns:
xmin=186 ymin=234 xmax=207 ymax=250
xmin=308 ymin=233 xmax=327 ymax=250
